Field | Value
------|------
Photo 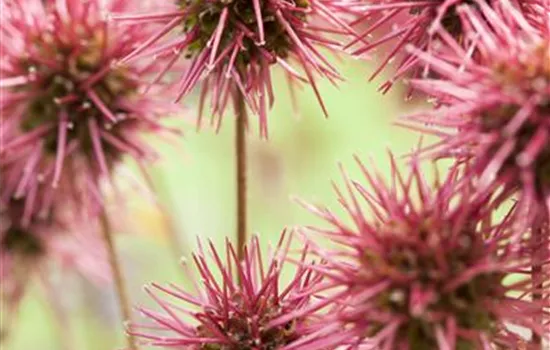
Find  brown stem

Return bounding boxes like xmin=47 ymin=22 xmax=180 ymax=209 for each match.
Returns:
xmin=531 ymin=219 xmax=547 ymax=349
xmin=138 ymin=164 xmax=188 ymax=264
xmin=234 ymin=89 xmax=247 ymax=262
xmin=99 ymin=210 xmax=138 ymax=350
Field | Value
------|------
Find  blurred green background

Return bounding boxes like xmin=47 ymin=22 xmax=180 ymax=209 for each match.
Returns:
xmin=6 ymin=58 xmax=424 ymax=350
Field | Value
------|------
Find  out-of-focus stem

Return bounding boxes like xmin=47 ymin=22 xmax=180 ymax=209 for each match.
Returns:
xmin=99 ymin=210 xmax=137 ymax=350
xmin=139 ymin=164 xmax=188 ymax=263
xmin=234 ymin=89 xmax=248 ymax=262
xmin=41 ymin=274 xmax=75 ymax=350
xmin=0 ymin=302 xmax=13 ymax=347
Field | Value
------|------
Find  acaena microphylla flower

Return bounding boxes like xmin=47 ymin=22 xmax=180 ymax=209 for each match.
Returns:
xmin=282 ymin=155 xmax=549 ymax=349
xmin=0 ymin=193 xmax=110 ymax=316
xmin=0 ymin=0 xmax=180 ymax=219
xmin=517 ymin=0 xmax=550 ymax=31
xmin=346 ymin=0 xmax=490 ymax=92
xmin=404 ymin=0 xmax=550 ymax=230
xmin=129 ymin=231 xmax=324 ymax=349
xmin=111 ymin=0 xmax=356 ymax=138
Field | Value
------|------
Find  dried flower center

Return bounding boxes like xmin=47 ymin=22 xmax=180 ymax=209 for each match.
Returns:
xmin=410 ymin=1 xmax=477 ymax=38
xmin=177 ymin=0 xmax=310 ymax=62
xmin=196 ymin=292 xmax=297 ymax=349
xmin=481 ymin=43 xmax=550 ymax=190
xmin=362 ymin=220 xmax=503 ymax=349
xmin=1 ymin=199 xmax=45 ymax=257
xmin=17 ymin=29 xmax=138 ymax=161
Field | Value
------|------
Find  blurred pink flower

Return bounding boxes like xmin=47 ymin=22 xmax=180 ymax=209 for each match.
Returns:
xmin=0 ymin=196 xmax=110 ymax=316
xmin=130 ymin=232 xmax=324 ymax=349
xmin=0 ymin=0 xmax=179 ymax=220
xmin=347 ymin=0 xmax=493 ymax=92
xmin=518 ymin=0 xmax=550 ymax=31
xmin=404 ymin=0 xmax=550 ymax=230
xmin=287 ymin=155 xmax=548 ymax=349
xmin=111 ymin=0 xmax=356 ymax=137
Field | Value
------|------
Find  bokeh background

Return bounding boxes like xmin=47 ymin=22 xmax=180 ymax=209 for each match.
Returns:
xmin=7 ymin=58 xmax=427 ymax=349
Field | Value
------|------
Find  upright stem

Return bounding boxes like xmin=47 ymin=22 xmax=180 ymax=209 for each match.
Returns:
xmin=99 ymin=210 xmax=138 ymax=350
xmin=531 ymin=218 xmax=547 ymax=349
xmin=139 ymin=164 xmax=188 ymax=264
xmin=234 ymin=90 xmax=247 ymax=262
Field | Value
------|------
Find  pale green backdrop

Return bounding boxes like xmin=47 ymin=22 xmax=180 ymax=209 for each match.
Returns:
xmin=7 ymin=58 xmax=424 ymax=350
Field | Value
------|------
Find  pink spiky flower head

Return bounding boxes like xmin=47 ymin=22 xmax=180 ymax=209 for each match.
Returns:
xmin=518 ymin=0 xmax=550 ymax=31
xmin=0 ymin=0 xmax=178 ymax=219
xmin=347 ymin=0 xmax=488 ymax=92
xmin=130 ymin=231 xmax=323 ymax=349
xmin=405 ymin=0 xmax=550 ymax=229
xmin=112 ymin=0 xmax=355 ymax=137
xmin=292 ymin=155 xmax=548 ymax=349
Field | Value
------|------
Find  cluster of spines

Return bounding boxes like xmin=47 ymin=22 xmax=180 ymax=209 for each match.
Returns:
xmin=1 ymin=0 xmax=549 ymax=349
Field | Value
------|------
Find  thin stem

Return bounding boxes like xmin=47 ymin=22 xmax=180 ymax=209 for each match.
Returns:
xmin=234 ymin=89 xmax=248 ymax=262
xmin=162 ymin=202 xmax=187 ymax=264
xmin=139 ymin=164 xmax=188 ymax=264
xmin=99 ymin=210 xmax=138 ymax=350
